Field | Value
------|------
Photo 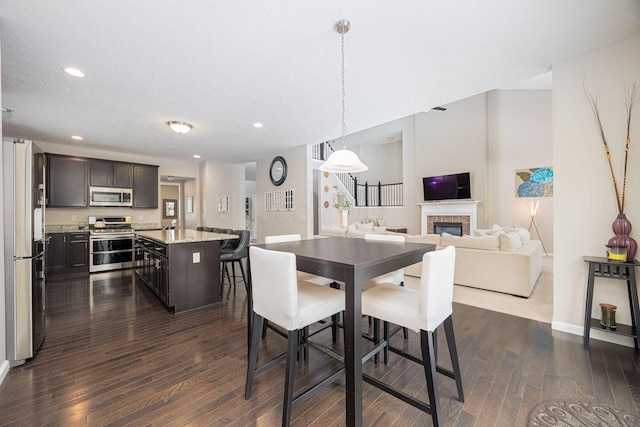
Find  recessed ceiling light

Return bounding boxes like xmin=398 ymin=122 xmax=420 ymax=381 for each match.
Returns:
xmin=193 ymin=154 xmax=201 ymax=158
xmin=167 ymin=121 xmax=193 ymax=134
xmin=253 ymin=122 xmax=263 ymax=128
xmin=71 ymin=135 xmax=83 ymax=140
xmin=62 ymin=67 xmax=86 ymax=78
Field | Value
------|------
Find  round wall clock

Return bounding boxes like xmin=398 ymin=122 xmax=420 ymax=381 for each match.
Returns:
xmin=269 ymin=156 xmax=287 ymax=186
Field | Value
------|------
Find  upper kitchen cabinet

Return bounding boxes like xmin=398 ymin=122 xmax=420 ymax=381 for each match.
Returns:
xmin=133 ymin=164 xmax=159 ymax=208
xmin=47 ymin=154 xmax=89 ymax=207
xmin=90 ymin=160 xmax=133 ymax=188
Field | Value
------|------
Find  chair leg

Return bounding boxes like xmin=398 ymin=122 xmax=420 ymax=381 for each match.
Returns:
xmin=420 ymin=330 xmax=442 ymax=427
xmin=231 ymin=262 xmax=237 ymax=289
xmin=238 ymin=260 xmax=248 ymax=291
xmin=383 ymin=321 xmax=390 ymax=365
xmin=373 ymin=318 xmax=380 ymax=364
xmin=444 ymin=315 xmax=464 ymax=402
xmin=403 ymin=326 xmax=409 ymax=340
xmin=245 ymin=313 xmax=263 ymax=398
xmin=282 ymin=330 xmax=298 ymax=427
xmin=262 ymin=319 xmax=269 ymax=339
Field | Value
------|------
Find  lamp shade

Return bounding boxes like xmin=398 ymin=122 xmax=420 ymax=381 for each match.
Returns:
xmin=319 ymin=148 xmax=368 ymax=173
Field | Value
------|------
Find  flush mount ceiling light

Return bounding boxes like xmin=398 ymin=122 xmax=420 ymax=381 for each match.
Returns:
xmin=167 ymin=121 xmax=193 ymax=134
xmin=319 ymin=19 xmax=368 ymax=173
xmin=62 ymin=67 xmax=86 ymax=78
xmin=71 ymin=135 xmax=83 ymax=140
xmin=193 ymin=154 xmax=201 ymax=158
xmin=253 ymin=122 xmax=263 ymax=128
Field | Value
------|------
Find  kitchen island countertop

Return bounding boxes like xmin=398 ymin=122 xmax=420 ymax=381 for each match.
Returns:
xmin=136 ymin=229 xmax=238 ymax=244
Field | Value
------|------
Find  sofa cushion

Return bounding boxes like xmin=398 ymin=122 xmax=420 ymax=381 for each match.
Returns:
xmin=441 ymin=232 xmax=501 ymax=251
xmin=406 ymin=234 xmax=441 ymax=245
xmin=499 ymin=232 xmax=523 ymax=251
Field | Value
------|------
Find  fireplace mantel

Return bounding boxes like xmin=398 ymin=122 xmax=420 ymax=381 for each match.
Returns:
xmin=418 ymin=200 xmax=481 ymax=235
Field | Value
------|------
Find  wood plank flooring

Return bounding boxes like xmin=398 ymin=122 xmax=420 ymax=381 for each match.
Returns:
xmin=1 ymin=269 xmax=639 ymax=426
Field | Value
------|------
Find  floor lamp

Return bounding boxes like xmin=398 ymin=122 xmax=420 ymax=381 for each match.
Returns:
xmin=526 ymin=200 xmax=548 ymax=256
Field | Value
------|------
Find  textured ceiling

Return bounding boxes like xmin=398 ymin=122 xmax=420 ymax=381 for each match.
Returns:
xmin=1 ymin=1 xmax=639 ymax=164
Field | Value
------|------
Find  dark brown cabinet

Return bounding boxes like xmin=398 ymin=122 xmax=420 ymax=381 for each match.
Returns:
xmin=133 ymin=164 xmax=159 ymax=208
xmin=90 ymin=160 xmax=133 ymax=188
xmin=136 ymin=237 xmax=168 ymax=304
xmin=46 ymin=233 xmax=67 ymax=275
xmin=135 ymin=235 xmax=220 ymax=312
xmin=46 ymin=232 xmax=89 ymax=276
xmin=47 ymin=155 xmax=89 ymax=207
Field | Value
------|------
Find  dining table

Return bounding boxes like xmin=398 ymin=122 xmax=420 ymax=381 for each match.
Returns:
xmin=247 ymin=236 xmax=435 ymax=426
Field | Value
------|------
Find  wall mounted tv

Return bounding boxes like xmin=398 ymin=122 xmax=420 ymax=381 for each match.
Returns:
xmin=422 ymin=172 xmax=471 ymax=201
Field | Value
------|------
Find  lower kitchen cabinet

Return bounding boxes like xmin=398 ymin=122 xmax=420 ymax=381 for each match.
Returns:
xmin=46 ymin=232 xmax=89 ymax=276
xmin=135 ymin=235 xmax=220 ymax=312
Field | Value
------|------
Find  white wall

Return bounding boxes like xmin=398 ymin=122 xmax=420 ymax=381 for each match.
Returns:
xmin=553 ymin=34 xmax=640 ymax=345
xmin=199 ymin=160 xmax=246 ymax=230
xmin=183 ymin=179 xmax=197 ymax=229
xmin=256 ymin=145 xmax=312 ymax=242
xmin=414 ymin=94 xmax=489 ymax=229
xmin=487 ymin=90 xmax=554 ymax=253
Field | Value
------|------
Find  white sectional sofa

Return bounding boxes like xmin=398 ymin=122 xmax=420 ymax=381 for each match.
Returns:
xmin=320 ymin=223 xmax=543 ymax=298
xmin=403 ymin=230 xmax=543 ymax=297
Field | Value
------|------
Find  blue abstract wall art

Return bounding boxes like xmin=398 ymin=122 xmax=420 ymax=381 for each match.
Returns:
xmin=516 ymin=167 xmax=554 ymax=197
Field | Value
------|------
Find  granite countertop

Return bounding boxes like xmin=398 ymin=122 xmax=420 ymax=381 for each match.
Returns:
xmin=136 ymin=229 xmax=238 ymax=245
xmin=46 ymin=225 xmax=89 ymax=233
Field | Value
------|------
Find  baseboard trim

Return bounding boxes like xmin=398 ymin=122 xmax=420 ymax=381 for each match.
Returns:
xmin=0 ymin=360 xmax=9 ymax=386
xmin=552 ymin=321 xmax=634 ymax=348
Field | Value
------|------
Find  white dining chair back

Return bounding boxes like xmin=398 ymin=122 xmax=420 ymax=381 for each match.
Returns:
xmin=363 ymin=233 xmax=405 ymax=286
xmin=265 ymin=234 xmax=301 ymax=244
xmin=420 ymin=245 xmax=456 ymax=332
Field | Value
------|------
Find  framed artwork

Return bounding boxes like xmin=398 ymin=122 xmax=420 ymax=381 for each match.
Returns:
xmin=163 ymin=199 xmax=177 ymax=218
xmin=186 ymin=196 xmax=194 ymax=213
xmin=516 ymin=167 xmax=554 ymax=197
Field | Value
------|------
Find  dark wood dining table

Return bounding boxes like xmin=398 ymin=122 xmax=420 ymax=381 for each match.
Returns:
xmin=247 ymin=236 xmax=435 ymax=426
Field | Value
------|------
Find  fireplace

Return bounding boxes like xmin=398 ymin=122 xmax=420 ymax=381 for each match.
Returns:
xmin=434 ymin=222 xmax=463 ymax=236
xmin=419 ymin=200 xmax=480 ymax=236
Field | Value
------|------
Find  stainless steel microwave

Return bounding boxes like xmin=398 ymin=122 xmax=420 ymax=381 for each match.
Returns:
xmin=89 ymin=186 xmax=133 ymax=207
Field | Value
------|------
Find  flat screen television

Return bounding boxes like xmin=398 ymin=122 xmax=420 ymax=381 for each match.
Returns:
xmin=422 ymin=172 xmax=471 ymax=201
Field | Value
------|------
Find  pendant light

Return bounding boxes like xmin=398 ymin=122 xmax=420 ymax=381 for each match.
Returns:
xmin=319 ymin=19 xmax=368 ymax=173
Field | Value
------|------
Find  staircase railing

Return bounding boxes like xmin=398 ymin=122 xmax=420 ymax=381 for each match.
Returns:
xmin=313 ymin=141 xmax=403 ymax=207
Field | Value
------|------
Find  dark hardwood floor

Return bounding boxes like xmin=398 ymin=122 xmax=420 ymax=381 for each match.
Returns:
xmin=1 ymin=269 xmax=639 ymax=426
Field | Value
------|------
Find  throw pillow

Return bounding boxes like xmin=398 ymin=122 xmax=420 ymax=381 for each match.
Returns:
xmin=355 ymin=222 xmax=374 ymax=233
xmin=499 ymin=232 xmax=523 ymax=251
xmin=514 ymin=227 xmax=531 ymax=243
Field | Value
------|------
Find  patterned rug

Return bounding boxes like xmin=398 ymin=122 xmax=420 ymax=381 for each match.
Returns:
xmin=528 ymin=400 xmax=640 ymax=426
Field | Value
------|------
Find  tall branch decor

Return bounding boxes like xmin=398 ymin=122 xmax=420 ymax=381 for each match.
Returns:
xmin=585 ymin=82 xmax=639 ymax=260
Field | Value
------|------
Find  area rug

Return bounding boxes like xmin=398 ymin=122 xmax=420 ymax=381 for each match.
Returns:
xmin=528 ymin=400 xmax=640 ymax=426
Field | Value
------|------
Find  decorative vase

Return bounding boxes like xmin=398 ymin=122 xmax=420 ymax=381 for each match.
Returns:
xmin=608 ymin=214 xmax=637 ymax=261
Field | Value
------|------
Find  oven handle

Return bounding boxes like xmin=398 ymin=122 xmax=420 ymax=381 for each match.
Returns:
xmin=90 ymin=235 xmax=135 ymax=241
xmin=91 ymin=249 xmax=135 ymax=255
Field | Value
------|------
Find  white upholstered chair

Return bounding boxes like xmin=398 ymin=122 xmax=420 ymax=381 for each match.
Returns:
xmin=245 ymin=246 xmax=345 ymax=426
xmin=361 ymin=246 xmax=464 ymax=427
xmin=263 ymin=234 xmax=342 ymax=342
xmin=362 ymin=233 xmax=409 ymax=342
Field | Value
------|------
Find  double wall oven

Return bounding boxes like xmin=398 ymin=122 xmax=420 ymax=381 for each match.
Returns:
xmin=89 ymin=216 xmax=135 ymax=273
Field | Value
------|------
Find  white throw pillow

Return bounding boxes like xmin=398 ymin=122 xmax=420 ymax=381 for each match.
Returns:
xmin=499 ymin=232 xmax=523 ymax=251
xmin=514 ymin=227 xmax=531 ymax=243
xmin=441 ymin=233 xmax=500 ymax=251
xmin=355 ymin=222 xmax=374 ymax=233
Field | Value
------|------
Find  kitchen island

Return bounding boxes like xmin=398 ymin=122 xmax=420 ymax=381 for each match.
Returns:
xmin=135 ymin=229 xmax=237 ymax=313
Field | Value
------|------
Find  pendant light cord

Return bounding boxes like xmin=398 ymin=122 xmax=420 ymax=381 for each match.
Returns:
xmin=341 ymin=31 xmax=347 ymax=149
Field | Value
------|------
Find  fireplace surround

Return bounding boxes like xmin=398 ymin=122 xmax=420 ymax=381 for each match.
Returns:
xmin=419 ymin=200 xmax=480 ymax=236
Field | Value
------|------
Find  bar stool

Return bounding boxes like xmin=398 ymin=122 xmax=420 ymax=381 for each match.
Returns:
xmin=361 ymin=246 xmax=464 ymax=427
xmin=220 ymin=229 xmax=250 ymax=292
xmin=245 ymin=246 xmax=345 ymax=426
xmin=263 ymin=234 xmax=341 ymax=343
xmin=363 ymin=233 xmax=409 ymax=347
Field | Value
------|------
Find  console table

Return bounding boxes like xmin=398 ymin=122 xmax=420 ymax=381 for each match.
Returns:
xmin=583 ymin=256 xmax=640 ymax=350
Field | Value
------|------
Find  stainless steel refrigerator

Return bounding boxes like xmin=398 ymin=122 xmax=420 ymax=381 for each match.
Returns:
xmin=3 ymin=139 xmax=46 ymax=365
